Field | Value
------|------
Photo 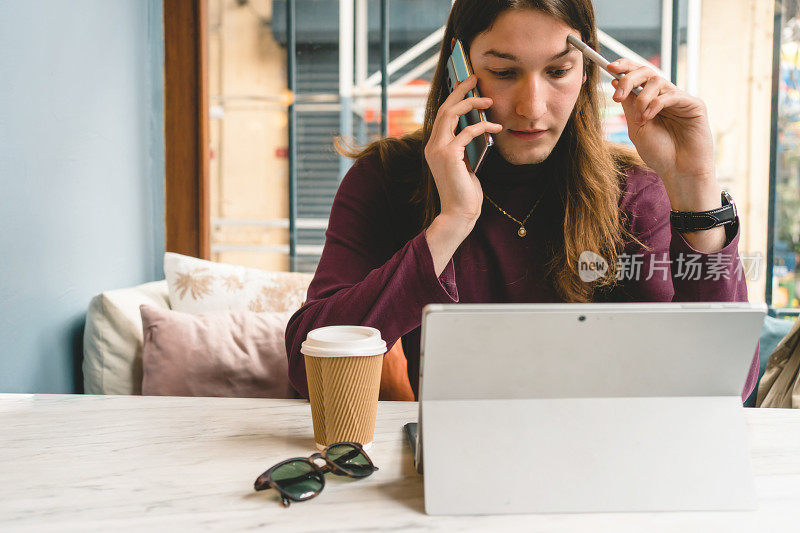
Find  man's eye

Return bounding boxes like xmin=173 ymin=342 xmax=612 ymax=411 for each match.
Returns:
xmin=549 ymin=68 xmax=571 ymax=78
xmin=488 ymin=69 xmax=514 ymax=79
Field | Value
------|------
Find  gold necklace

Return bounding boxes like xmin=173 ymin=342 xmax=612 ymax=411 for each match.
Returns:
xmin=483 ymin=187 xmax=547 ymax=238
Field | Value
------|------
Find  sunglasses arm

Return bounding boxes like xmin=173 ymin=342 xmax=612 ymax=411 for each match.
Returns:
xmin=254 ymin=480 xmax=293 ymax=508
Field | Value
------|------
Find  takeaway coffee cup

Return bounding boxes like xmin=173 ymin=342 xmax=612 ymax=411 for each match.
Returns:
xmin=301 ymin=326 xmax=387 ymax=450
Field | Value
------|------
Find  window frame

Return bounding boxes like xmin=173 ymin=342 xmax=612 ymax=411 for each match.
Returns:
xmin=170 ymin=0 xmax=790 ymax=301
xmin=766 ymin=0 xmax=800 ymax=317
xmin=164 ymin=0 xmax=210 ymax=259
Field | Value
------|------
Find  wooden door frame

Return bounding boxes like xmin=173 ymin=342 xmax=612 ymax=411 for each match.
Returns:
xmin=163 ymin=0 xmax=210 ymax=259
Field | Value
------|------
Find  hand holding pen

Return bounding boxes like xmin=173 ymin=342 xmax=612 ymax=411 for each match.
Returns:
xmin=566 ymin=35 xmax=644 ymax=96
xmin=567 ymin=34 xmax=723 ymax=219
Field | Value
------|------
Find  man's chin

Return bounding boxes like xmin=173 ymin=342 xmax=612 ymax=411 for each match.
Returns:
xmin=495 ymin=142 xmax=554 ymax=166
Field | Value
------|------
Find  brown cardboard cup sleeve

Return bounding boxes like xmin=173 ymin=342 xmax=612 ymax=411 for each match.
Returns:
xmin=301 ymin=326 xmax=387 ymax=449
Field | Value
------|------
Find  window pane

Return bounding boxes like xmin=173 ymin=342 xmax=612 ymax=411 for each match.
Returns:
xmin=208 ymin=0 xmax=292 ymax=271
xmin=207 ymin=0 xmax=678 ymax=273
xmin=773 ymin=0 xmax=800 ymax=310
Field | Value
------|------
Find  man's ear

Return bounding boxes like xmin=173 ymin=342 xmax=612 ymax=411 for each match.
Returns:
xmin=582 ymin=70 xmax=587 ymax=84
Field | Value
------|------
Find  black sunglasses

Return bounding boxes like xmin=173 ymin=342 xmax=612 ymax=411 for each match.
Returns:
xmin=253 ymin=442 xmax=378 ymax=507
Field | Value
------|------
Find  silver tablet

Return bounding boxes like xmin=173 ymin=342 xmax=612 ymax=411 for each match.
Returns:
xmin=416 ymin=302 xmax=766 ymax=515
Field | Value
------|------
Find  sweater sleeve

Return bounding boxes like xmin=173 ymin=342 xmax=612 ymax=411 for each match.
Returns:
xmin=614 ymin=172 xmax=760 ymax=402
xmin=284 ymin=157 xmax=458 ymax=398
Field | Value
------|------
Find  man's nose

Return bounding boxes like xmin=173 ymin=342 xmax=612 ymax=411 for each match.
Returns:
xmin=515 ymin=76 xmax=547 ymax=121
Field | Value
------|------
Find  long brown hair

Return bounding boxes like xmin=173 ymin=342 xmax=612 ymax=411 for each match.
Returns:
xmin=337 ymin=0 xmax=646 ymax=302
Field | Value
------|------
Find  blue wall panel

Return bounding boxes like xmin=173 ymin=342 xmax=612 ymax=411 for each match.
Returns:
xmin=0 ymin=0 xmax=165 ymax=393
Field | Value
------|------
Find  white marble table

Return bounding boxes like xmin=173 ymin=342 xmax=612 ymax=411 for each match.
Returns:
xmin=1 ymin=394 xmax=799 ymax=532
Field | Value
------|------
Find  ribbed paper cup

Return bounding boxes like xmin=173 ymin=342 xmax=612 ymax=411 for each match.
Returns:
xmin=301 ymin=326 xmax=387 ymax=450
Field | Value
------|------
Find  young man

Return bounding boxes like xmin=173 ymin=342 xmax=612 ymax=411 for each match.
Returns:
xmin=285 ymin=0 xmax=757 ymax=401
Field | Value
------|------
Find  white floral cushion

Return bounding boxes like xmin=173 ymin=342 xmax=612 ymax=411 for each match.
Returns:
xmin=163 ymin=252 xmax=313 ymax=315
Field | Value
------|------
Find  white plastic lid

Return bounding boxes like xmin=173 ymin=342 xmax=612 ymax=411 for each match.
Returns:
xmin=300 ymin=325 xmax=387 ymax=358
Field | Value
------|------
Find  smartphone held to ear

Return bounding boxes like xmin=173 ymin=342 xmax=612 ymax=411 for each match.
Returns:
xmin=446 ymin=39 xmax=493 ymax=173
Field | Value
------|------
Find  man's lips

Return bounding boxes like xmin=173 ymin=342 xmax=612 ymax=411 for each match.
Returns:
xmin=508 ymin=129 xmax=548 ymax=139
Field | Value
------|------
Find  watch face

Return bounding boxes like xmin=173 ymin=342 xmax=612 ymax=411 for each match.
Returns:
xmin=722 ymin=190 xmax=736 ymax=217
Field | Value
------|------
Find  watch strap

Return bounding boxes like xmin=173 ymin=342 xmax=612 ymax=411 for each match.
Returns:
xmin=670 ymin=191 xmax=737 ymax=233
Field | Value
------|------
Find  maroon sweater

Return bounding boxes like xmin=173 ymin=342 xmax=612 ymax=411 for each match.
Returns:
xmin=285 ymin=150 xmax=759 ymax=401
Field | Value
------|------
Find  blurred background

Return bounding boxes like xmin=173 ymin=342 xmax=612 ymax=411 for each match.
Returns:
xmin=204 ymin=0 xmax=789 ymax=315
xmin=0 ymin=0 xmax=792 ymax=393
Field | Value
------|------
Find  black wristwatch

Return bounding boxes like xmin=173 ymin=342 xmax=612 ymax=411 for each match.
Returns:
xmin=670 ymin=190 xmax=738 ymax=233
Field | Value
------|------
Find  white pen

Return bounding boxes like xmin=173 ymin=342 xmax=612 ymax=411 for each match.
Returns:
xmin=566 ymin=34 xmax=643 ymax=96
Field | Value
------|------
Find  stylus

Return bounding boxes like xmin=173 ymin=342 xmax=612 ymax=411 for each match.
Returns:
xmin=567 ymin=34 xmax=643 ymax=96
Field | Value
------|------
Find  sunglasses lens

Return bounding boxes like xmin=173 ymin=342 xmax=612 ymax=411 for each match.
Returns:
xmin=270 ymin=460 xmax=323 ymax=500
xmin=326 ymin=443 xmax=375 ymax=477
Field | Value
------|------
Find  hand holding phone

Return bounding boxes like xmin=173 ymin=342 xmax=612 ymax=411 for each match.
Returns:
xmin=445 ymin=40 xmax=494 ymax=172
xmin=424 ymin=40 xmax=502 ymax=228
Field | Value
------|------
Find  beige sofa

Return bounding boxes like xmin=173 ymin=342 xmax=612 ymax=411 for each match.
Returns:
xmin=83 ymin=262 xmax=315 ymax=396
xmin=83 ymin=280 xmax=171 ymax=395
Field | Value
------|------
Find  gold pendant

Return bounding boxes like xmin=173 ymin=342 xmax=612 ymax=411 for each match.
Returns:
xmin=517 ymin=226 xmax=527 ymax=237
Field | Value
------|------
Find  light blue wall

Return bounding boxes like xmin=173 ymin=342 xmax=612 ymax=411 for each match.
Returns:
xmin=0 ymin=0 xmax=165 ymax=393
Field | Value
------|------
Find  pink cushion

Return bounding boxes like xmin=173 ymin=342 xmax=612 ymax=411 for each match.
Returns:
xmin=140 ymin=305 xmax=294 ymax=398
